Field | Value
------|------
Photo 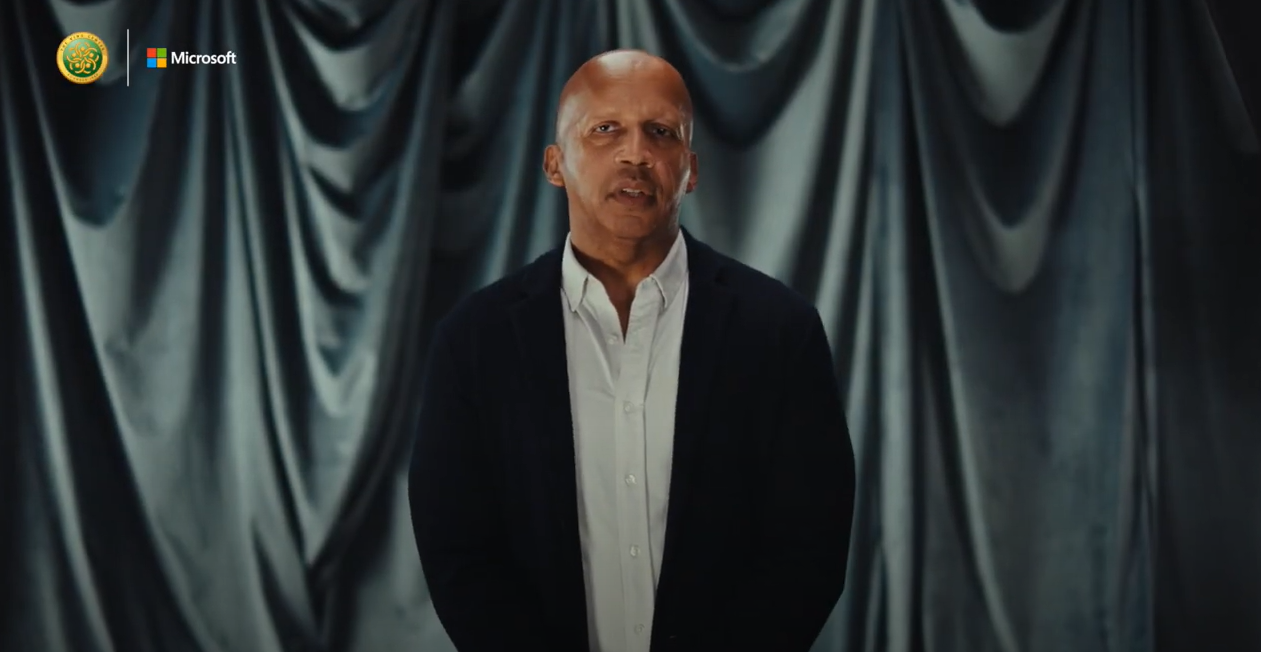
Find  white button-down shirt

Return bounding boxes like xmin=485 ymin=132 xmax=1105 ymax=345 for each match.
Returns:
xmin=561 ymin=231 xmax=689 ymax=652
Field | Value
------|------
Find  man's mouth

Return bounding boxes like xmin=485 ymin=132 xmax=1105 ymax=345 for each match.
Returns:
xmin=613 ymin=186 xmax=654 ymax=206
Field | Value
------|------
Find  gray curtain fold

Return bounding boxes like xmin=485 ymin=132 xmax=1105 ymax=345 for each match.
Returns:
xmin=898 ymin=1 xmax=1145 ymax=650
xmin=1145 ymin=1 xmax=1261 ymax=650
xmin=2 ymin=0 xmax=1257 ymax=651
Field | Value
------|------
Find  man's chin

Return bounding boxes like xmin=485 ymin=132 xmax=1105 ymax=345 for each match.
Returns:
xmin=600 ymin=213 xmax=675 ymax=241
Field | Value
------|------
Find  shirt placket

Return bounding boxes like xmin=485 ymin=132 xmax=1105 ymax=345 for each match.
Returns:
xmin=614 ymin=289 xmax=660 ymax=651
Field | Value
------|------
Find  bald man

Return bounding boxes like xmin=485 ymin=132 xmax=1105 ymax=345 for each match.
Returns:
xmin=409 ymin=51 xmax=855 ymax=652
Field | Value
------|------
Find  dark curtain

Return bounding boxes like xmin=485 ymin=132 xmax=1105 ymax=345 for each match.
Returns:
xmin=2 ymin=1 xmax=1257 ymax=651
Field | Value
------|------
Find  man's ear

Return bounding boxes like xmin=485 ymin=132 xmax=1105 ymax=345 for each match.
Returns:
xmin=543 ymin=144 xmax=565 ymax=188
xmin=685 ymin=151 xmax=698 ymax=194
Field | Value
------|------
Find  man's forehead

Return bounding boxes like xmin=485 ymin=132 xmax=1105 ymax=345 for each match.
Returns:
xmin=554 ymin=50 xmax=693 ymax=138
xmin=575 ymin=87 xmax=688 ymax=121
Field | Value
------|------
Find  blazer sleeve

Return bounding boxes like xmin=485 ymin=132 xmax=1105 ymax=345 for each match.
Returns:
xmin=742 ymin=307 xmax=857 ymax=651
xmin=407 ymin=320 xmax=555 ymax=651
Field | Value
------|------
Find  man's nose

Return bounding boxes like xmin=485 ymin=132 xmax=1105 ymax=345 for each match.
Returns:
xmin=616 ymin=130 xmax=653 ymax=167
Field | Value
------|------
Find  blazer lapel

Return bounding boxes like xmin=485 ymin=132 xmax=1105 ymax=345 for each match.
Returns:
xmin=507 ymin=249 xmax=588 ymax=637
xmin=659 ymin=231 xmax=734 ymax=586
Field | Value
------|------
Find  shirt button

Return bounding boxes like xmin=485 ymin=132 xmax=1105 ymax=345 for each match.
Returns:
xmin=625 ymin=474 xmax=636 ymax=486
xmin=635 ymin=624 xmax=645 ymax=634
xmin=608 ymin=335 xmax=619 ymax=345
xmin=623 ymin=401 xmax=635 ymax=413
xmin=629 ymin=545 xmax=640 ymax=557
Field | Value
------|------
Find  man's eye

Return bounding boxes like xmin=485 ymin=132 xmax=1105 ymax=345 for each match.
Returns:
xmin=654 ymin=127 xmax=674 ymax=137
xmin=595 ymin=124 xmax=613 ymax=133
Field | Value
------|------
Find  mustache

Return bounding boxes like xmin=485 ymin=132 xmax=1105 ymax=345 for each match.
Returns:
xmin=610 ymin=170 xmax=656 ymax=191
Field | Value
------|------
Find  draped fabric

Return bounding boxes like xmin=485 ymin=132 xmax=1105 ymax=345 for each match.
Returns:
xmin=2 ymin=0 xmax=1257 ymax=651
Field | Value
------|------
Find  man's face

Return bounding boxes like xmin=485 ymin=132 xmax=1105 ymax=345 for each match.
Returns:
xmin=544 ymin=63 xmax=698 ymax=243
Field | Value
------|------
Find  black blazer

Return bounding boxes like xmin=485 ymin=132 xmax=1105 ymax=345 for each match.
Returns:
xmin=409 ymin=230 xmax=856 ymax=652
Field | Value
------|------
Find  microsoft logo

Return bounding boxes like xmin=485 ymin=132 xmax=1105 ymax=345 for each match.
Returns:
xmin=144 ymin=47 xmax=237 ymax=68
xmin=147 ymin=47 xmax=167 ymax=68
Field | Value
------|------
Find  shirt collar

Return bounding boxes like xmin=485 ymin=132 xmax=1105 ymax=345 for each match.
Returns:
xmin=561 ymin=230 xmax=689 ymax=313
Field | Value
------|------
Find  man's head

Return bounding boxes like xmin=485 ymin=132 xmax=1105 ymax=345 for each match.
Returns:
xmin=543 ymin=50 xmax=698 ymax=247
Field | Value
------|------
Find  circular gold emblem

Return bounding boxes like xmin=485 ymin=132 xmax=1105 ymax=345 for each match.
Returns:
xmin=57 ymin=32 xmax=109 ymax=84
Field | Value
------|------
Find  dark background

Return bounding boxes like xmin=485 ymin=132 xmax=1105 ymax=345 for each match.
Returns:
xmin=3 ymin=0 xmax=1259 ymax=651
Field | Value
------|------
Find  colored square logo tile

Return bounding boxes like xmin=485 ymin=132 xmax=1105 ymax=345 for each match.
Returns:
xmin=147 ymin=47 xmax=156 ymax=57
xmin=147 ymin=58 xmax=156 ymax=68
xmin=157 ymin=58 xmax=166 ymax=68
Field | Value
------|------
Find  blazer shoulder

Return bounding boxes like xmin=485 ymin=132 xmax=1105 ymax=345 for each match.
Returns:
xmin=713 ymin=250 xmax=819 ymax=323
xmin=432 ymin=247 xmax=560 ymax=342
xmin=704 ymin=249 xmax=834 ymax=374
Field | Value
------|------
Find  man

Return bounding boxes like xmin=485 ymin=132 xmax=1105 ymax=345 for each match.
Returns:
xmin=409 ymin=50 xmax=856 ymax=652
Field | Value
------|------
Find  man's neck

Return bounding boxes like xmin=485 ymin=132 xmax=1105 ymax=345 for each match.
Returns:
xmin=569 ymin=224 xmax=678 ymax=325
xmin=571 ymin=227 xmax=676 ymax=286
